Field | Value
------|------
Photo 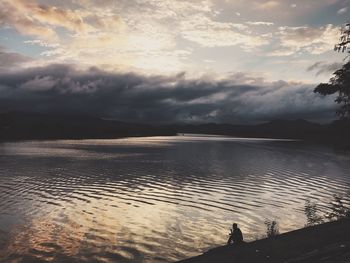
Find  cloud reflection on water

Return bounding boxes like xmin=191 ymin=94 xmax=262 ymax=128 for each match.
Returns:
xmin=0 ymin=135 xmax=350 ymax=262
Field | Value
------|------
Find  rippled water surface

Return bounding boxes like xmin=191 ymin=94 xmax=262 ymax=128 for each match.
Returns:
xmin=0 ymin=135 xmax=350 ymax=262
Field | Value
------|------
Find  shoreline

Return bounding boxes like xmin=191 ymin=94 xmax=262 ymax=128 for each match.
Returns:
xmin=177 ymin=219 xmax=350 ymax=263
xmin=0 ymin=133 xmax=176 ymax=143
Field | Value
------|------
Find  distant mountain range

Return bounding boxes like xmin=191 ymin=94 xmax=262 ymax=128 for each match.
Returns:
xmin=0 ymin=112 xmax=175 ymax=140
xmin=1 ymin=112 xmax=349 ymax=148
xmin=169 ymin=119 xmax=350 ymax=148
xmin=168 ymin=119 xmax=324 ymax=139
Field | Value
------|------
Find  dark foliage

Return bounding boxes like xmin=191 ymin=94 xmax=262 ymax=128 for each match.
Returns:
xmin=304 ymin=199 xmax=324 ymax=226
xmin=264 ymin=219 xmax=279 ymax=238
xmin=314 ymin=61 xmax=350 ymax=119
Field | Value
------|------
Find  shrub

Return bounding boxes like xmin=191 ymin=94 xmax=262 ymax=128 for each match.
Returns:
xmin=264 ymin=219 xmax=279 ymax=238
xmin=304 ymin=199 xmax=324 ymax=226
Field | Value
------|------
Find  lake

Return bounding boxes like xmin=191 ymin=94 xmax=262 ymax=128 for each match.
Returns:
xmin=0 ymin=135 xmax=349 ymax=262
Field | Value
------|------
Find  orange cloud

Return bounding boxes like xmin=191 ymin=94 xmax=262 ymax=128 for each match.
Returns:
xmin=0 ymin=0 xmax=123 ymax=39
xmin=0 ymin=4 xmax=56 ymax=39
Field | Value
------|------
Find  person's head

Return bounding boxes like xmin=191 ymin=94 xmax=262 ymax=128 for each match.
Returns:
xmin=232 ymin=223 xmax=238 ymax=229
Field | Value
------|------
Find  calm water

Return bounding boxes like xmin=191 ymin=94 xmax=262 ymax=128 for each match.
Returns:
xmin=0 ymin=135 xmax=350 ymax=262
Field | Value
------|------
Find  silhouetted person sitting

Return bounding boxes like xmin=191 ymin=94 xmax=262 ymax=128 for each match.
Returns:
xmin=227 ymin=223 xmax=243 ymax=245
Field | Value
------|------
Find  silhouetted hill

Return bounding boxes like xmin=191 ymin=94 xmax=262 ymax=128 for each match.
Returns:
xmin=252 ymin=119 xmax=325 ymax=139
xmin=168 ymin=119 xmax=324 ymax=139
xmin=1 ymin=112 xmax=349 ymax=148
xmin=167 ymin=119 xmax=350 ymax=148
xmin=0 ymin=112 xmax=175 ymax=140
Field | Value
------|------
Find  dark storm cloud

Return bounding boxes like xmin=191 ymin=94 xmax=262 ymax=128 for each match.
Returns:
xmin=307 ymin=61 xmax=343 ymax=76
xmin=0 ymin=64 xmax=337 ymax=124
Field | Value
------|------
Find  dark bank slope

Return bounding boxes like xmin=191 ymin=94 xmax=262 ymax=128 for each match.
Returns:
xmin=178 ymin=219 xmax=350 ymax=263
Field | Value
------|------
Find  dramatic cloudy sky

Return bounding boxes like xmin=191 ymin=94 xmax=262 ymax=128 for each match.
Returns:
xmin=0 ymin=0 xmax=349 ymax=123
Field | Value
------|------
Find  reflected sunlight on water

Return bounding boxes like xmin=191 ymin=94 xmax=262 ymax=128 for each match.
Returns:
xmin=0 ymin=135 xmax=350 ymax=262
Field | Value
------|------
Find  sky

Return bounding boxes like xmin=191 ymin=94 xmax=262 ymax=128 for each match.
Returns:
xmin=0 ymin=0 xmax=349 ymax=124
